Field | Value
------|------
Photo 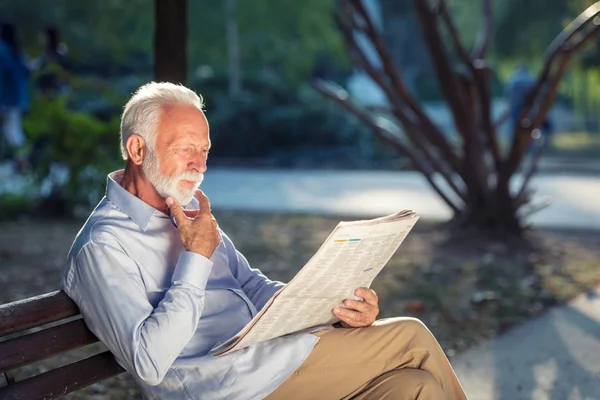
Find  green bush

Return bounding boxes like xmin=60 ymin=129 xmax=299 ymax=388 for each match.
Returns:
xmin=0 ymin=193 xmax=33 ymax=220
xmin=23 ymin=95 xmax=122 ymax=206
xmin=194 ymin=77 xmax=371 ymax=161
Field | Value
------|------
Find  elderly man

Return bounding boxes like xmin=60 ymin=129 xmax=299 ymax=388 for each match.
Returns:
xmin=62 ymin=82 xmax=468 ymax=400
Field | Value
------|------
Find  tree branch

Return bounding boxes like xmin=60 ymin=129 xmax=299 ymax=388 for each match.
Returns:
xmin=472 ymin=0 xmax=493 ymax=59
xmin=335 ymin=8 xmax=442 ymax=168
xmin=412 ymin=0 xmax=471 ymax=137
xmin=518 ymin=200 xmax=550 ymax=220
xmin=347 ymin=0 xmax=422 ymax=117
xmin=473 ymin=62 xmax=502 ymax=172
xmin=437 ymin=0 xmax=499 ymax=176
xmin=530 ymin=57 xmax=570 ymax=129
xmin=345 ymin=0 xmax=463 ymax=172
xmin=312 ymin=79 xmax=463 ymax=213
xmin=518 ymin=2 xmax=600 ymax=126
xmin=438 ymin=0 xmax=473 ymax=68
xmin=514 ymin=135 xmax=548 ymax=210
xmin=500 ymin=2 xmax=600 ymax=185
xmin=334 ymin=10 xmax=403 ymax=115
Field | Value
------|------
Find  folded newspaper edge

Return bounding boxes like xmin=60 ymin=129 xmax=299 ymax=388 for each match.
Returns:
xmin=211 ymin=210 xmax=418 ymax=357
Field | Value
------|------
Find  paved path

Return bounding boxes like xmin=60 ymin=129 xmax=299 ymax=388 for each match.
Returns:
xmin=201 ymin=168 xmax=600 ymax=230
xmin=453 ymin=288 xmax=600 ymax=400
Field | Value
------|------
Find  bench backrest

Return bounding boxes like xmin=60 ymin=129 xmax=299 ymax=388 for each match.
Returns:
xmin=0 ymin=291 xmax=125 ymax=399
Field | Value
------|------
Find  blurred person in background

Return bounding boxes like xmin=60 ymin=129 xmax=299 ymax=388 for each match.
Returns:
xmin=27 ymin=27 xmax=71 ymax=170
xmin=506 ymin=63 xmax=553 ymax=151
xmin=0 ymin=22 xmax=30 ymax=171
xmin=507 ymin=63 xmax=536 ymax=131
xmin=34 ymin=26 xmax=70 ymax=97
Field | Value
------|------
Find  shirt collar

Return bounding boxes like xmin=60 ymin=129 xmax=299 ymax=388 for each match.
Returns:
xmin=106 ymin=170 xmax=164 ymax=231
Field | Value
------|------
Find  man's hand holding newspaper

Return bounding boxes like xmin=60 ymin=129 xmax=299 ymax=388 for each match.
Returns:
xmin=334 ymin=288 xmax=379 ymax=328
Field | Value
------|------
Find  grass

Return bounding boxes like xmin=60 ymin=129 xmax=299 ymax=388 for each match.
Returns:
xmin=1 ymin=212 xmax=599 ymax=398
xmin=547 ymin=131 xmax=600 ymax=158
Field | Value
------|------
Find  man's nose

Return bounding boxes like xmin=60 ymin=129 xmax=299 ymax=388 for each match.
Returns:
xmin=190 ymin=152 xmax=207 ymax=173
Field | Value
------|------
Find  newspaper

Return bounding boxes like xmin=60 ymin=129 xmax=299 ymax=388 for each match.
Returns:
xmin=212 ymin=210 xmax=419 ymax=356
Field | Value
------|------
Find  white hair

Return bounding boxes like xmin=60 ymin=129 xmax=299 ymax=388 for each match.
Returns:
xmin=119 ymin=81 xmax=204 ymax=160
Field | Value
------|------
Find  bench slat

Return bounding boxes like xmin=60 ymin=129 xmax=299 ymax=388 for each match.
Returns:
xmin=0 ymin=351 xmax=126 ymax=399
xmin=0 ymin=319 xmax=99 ymax=372
xmin=0 ymin=291 xmax=79 ymax=337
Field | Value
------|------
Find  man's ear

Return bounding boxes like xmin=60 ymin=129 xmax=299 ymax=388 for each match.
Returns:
xmin=126 ymin=134 xmax=146 ymax=166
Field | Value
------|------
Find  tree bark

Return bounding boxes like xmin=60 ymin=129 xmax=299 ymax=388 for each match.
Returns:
xmin=154 ymin=0 xmax=188 ymax=83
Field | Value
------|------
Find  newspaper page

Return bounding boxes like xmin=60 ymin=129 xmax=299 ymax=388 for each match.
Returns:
xmin=212 ymin=210 xmax=419 ymax=356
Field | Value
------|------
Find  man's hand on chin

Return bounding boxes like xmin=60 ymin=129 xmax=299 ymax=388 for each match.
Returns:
xmin=333 ymin=287 xmax=379 ymax=328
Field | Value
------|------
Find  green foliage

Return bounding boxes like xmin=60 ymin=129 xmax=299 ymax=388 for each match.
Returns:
xmin=235 ymin=0 xmax=348 ymax=83
xmin=0 ymin=193 xmax=33 ymax=220
xmin=442 ymin=0 xmax=599 ymax=66
xmin=494 ymin=0 xmax=570 ymax=59
xmin=435 ymin=0 xmax=600 ymax=118
xmin=490 ymin=0 xmax=599 ymax=61
xmin=203 ymin=81 xmax=369 ymax=159
xmin=0 ymin=0 xmax=153 ymax=72
xmin=187 ymin=0 xmax=350 ymax=86
xmin=547 ymin=130 xmax=600 ymax=158
xmin=566 ymin=1 xmax=600 ymax=68
xmin=23 ymin=95 xmax=121 ymax=204
xmin=0 ymin=0 xmax=348 ymax=85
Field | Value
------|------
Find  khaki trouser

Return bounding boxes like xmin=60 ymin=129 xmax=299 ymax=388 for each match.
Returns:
xmin=264 ymin=317 xmax=468 ymax=400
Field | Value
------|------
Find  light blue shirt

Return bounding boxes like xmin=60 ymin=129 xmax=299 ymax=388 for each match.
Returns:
xmin=61 ymin=171 xmax=319 ymax=400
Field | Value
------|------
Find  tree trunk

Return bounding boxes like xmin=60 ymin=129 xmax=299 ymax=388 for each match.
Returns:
xmin=154 ymin=0 xmax=188 ymax=83
xmin=454 ymin=188 xmax=521 ymax=235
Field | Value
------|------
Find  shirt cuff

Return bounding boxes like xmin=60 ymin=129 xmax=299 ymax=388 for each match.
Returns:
xmin=171 ymin=251 xmax=213 ymax=290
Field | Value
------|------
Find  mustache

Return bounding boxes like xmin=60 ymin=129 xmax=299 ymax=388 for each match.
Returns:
xmin=176 ymin=171 xmax=204 ymax=182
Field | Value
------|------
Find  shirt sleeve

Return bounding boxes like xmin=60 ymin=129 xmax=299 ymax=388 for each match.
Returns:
xmin=220 ymin=230 xmax=285 ymax=311
xmin=63 ymin=241 xmax=212 ymax=386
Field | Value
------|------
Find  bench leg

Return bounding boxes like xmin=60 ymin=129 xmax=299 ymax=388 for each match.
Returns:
xmin=3 ymin=371 xmax=15 ymax=385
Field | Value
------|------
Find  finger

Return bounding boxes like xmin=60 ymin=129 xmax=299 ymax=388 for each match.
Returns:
xmin=334 ymin=307 xmax=365 ymax=323
xmin=335 ymin=313 xmax=362 ymax=328
xmin=166 ymin=197 xmax=187 ymax=226
xmin=356 ymin=287 xmax=378 ymax=306
xmin=343 ymin=299 xmax=371 ymax=314
xmin=333 ymin=307 xmax=367 ymax=327
xmin=194 ymin=189 xmax=212 ymax=215
xmin=183 ymin=209 xmax=200 ymax=218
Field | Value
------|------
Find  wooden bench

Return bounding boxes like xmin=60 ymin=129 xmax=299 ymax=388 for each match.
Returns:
xmin=0 ymin=291 xmax=125 ymax=399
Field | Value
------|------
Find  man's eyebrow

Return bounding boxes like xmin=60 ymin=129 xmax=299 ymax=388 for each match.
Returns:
xmin=171 ymin=139 xmax=211 ymax=148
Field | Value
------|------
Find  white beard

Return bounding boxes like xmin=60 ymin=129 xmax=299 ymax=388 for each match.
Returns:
xmin=142 ymin=149 xmax=204 ymax=205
